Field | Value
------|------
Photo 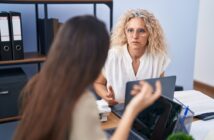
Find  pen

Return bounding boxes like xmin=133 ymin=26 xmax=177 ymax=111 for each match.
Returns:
xmin=182 ymin=106 xmax=189 ymax=124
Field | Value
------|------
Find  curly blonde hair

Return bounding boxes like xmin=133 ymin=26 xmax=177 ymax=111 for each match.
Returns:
xmin=111 ymin=9 xmax=167 ymax=55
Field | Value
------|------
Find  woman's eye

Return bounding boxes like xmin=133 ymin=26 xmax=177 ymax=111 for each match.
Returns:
xmin=138 ymin=29 xmax=145 ymax=33
xmin=127 ymin=29 xmax=134 ymax=33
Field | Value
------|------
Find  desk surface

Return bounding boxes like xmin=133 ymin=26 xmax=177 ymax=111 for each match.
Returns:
xmin=101 ymin=112 xmax=120 ymax=130
xmin=101 ymin=111 xmax=199 ymax=130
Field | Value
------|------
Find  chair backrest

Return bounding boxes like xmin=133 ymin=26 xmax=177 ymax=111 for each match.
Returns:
xmin=0 ymin=120 xmax=19 ymax=140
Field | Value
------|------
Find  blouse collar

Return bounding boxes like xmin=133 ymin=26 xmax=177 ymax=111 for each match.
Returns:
xmin=124 ymin=44 xmax=147 ymax=63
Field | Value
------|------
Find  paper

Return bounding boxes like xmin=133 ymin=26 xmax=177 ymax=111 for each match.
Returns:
xmin=96 ymin=99 xmax=111 ymax=122
xmin=204 ymin=130 xmax=214 ymax=140
xmin=174 ymin=90 xmax=214 ymax=116
xmin=190 ymin=119 xmax=214 ymax=140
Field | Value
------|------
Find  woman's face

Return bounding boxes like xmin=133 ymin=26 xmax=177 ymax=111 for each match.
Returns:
xmin=125 ymin=17 xmax=149 ymax=52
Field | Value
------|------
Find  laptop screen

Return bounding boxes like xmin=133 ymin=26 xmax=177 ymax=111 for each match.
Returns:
xmin=125 ymin=76 xmax=176 ymax=103
xmin=130 ymin=96 xmax=182 ymax=140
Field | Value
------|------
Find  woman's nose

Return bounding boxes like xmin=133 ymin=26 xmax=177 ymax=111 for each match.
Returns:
xmin=133 ymin=31 xmax=139 ymax=38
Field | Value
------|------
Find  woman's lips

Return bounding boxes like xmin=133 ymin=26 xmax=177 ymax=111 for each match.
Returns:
xmin=131 ymin=41 xmax=139 ymax=44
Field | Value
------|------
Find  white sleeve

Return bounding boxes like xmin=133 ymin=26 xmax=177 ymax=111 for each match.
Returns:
xmin=102 ymin=48 xmax=115 ymax=79
xmin=161 ymin=54 xmax=171 ymax=72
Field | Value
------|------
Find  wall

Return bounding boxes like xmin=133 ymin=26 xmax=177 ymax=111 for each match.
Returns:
xmin=0 ymin=0 xmax=199 ymax=89
xmin=194 ymin=0 xmax=214 ymax=86
xmin=113 ymin=0 xmax=199 ymax=90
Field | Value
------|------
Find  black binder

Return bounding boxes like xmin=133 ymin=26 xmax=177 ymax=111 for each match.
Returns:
xmin=9 ymin=11 xmax=24 ymax=60
xmin=38 ymin=18 xmax=60 ymax=55
xmin=0 ymin=12 xmax=13 ymax=61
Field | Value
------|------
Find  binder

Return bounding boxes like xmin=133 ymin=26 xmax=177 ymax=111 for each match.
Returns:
xmin=0 ymin=12 xmax=13 ymax=61
xmin=9 ymin=12 xmax=24 ymax=60
xmin=38 ymin=18 xmax=60 ymax=55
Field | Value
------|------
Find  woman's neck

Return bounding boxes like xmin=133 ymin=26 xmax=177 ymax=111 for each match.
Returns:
xmin=127 ymin=45 xmax=146 ymax=61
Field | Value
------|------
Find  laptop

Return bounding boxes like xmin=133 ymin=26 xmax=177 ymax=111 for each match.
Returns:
xmin=112 ymin=76 xmax=176 ymax=117
xmin=107 ymin=96 xmax=182 ymax=140
xmin=126 ymin=76 xmax=176 ymax=101
xmin=108 ymin=76 xmax=182 ymax=140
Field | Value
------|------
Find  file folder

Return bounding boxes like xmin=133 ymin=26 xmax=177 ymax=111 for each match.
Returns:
xmin=9 ymin=12 xmax=24 ymax=60
xmin=0 ymin=12 xmax=13 ymax=61
xmin=38 ymin=18 xmax=60 ymax=55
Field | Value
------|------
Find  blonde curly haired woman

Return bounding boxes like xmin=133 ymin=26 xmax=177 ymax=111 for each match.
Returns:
xmin=94 ymin=9 xmax=170 ymax=105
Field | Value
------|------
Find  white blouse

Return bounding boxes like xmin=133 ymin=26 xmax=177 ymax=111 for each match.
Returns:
xmin=103 ymin=44 xmax=170 ymax=103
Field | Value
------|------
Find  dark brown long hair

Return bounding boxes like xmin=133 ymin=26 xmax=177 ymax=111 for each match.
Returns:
xmin=14 ymin=15 xmax=109 ymax=140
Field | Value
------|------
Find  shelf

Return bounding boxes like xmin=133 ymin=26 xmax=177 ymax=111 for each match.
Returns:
xmin=0 ymin=52 xmax=46 ymax=66
xmin=0 ymin=116 xmax=21 ymax=123
xmin=0 ymin=0 xmax=112 ymax=4
xmin=0 ymin=0 xmax=113 ymax=30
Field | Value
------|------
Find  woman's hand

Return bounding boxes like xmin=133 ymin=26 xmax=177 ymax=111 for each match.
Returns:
xmin=111 ymin=81 xmax=161 ymax=140
xmin=127 ymin=80 xmax=161 ymax=116
xmin=104 ymin=85 xmax=118 ymax=106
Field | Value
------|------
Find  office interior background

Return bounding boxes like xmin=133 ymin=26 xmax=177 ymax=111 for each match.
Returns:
xmin=0 ymin=0 xmax=213 ymax=91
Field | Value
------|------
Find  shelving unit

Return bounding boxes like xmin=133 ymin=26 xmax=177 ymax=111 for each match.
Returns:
xmin=0 ymin=116 xmax=21 ymax=123
xmin=0 ymin=52 xmax=46 ymax=66
xmin=0 ymin=0 xmax=113 ymax=68
xmin=0 ymin=0 xmax=113 ymax=29
xmin=0 ymin=0 xmax=113 ymax=123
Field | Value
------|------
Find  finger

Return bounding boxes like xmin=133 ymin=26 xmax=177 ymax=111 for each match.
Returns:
xmin=132 ymin=84 xmax=141 ymax=91
xmin=109 ymin=100 xmax=118 ymax=106
xmin=105 ymin=96 xmax=114 ymax=101
xmin=155 ymin=80 xmax=162 ymax=95
xmin=131 ymin=90 xmax=138 ymax=96
xmin=106 ymin=92 xmax=110 ymax=97
xmin=140 ymin=81 xmax=153 ymax=95
xmin=107 ymin=98 xmax=118 ymax=105
xmin=108 ymin=85 xmax=113 ymax=92
xmin=131 ymin=85 xmax=141 ymax=96
xmin=150 ymin=81 xmax=162 ymax=101
xmin=112 ymin=100 xmax=118 ymax=104
xmin=107 ymin=86 xmax=114 ymax=96
xmin=109 ymin=85 xmax=116 ymax=99
xmin=138 ymin=80 xmax=145 ymax=87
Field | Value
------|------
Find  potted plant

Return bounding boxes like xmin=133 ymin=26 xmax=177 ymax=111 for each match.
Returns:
xmin=167 ymin=132 xmax=194 ymax=140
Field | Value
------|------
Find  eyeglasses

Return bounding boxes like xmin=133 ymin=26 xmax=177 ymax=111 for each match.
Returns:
xmin=125 ymin=28 xmax=148 ymax=37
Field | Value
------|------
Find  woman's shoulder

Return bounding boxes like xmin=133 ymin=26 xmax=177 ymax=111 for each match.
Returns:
xmin=145 ymin=52 xmax=171 ymax=69
xmin=146 ymin=51 xmax=170 ymax=61
xmin=70 ymin=91 xmax=107 ymax=140
xmin=72 ymin=90 xmax=98 ymax=122
xmin=108 ymin=45 xmax=126 ymax=59
xmin=76 ymin=90 xmax=97 ymax=108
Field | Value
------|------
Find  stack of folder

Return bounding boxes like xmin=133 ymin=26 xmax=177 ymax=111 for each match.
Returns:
xmin=96 ymin=99 xmax=111 ymax=122
xmin=0 ymin=11 xmax=24 ymax=61
xmin=38 ymin=18 xmax=62 ymax=55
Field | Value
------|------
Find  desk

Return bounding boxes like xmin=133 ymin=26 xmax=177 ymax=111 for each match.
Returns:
xmin=101 ymin=112 xmax=201 ymax=129
xmin=101 ymin=112 xmax=120 ymax=129
xmin=103 ymin=91 xmax=214 ymax=140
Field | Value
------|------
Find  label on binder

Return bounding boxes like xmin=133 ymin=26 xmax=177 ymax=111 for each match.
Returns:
xmin=0 ymin=17 xmax=10 ymax=41
xmin=12 ymin=16 xmax=22 ymax=41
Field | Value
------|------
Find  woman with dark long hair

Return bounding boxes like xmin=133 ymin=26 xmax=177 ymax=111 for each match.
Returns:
xmin=14 ymin=15 xmax=161 ymax=140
